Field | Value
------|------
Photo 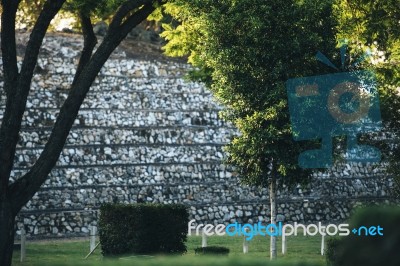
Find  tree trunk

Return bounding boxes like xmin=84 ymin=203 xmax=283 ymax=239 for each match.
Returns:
xmin=0 ymin=2 xmax=164 ymax=266
xmin=0 ymin=200 xmax=16 ymax=266
xmin=270 ymin=175 xmax=277 ymax=260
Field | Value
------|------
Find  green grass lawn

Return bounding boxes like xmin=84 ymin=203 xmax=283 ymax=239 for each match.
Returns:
xmin=12 ymin=235 xmax=327 ymax=266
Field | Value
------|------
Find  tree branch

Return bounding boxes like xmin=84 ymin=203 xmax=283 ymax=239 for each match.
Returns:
xmin=107 ymin=0 xmax=165 ymax=44
xmin=72 ymin=12 xmax=97 ymax=86
xmin=8 ymin=0 xmax=166 ymax=213
xmin=119 ymin=1 xmax=163 ymax=34
xmin=0 ymin=0 xmax=65 ymax=207
xmin=18 ymin=0 xmax=66 ymax=89
xmin=1 ymin=0 xmax=20 ymax=96
xmin=0 ymin=0 xmax=20 ymax=199
xmin=108 ymin=0 xmax=152 ymax=31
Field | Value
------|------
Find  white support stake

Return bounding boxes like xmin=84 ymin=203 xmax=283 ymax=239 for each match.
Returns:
xmin=282 ymin=232 xmax=287 ymax=255
xmin=20 ymin=228 xmax=26 ymax=262
xmin=243 ymin=229 xmax=249 ymax=254
xmin=90 ymin=226 xmax=97 ymax=253
xmin=321 ymin=234 xmax=325 ymax=256
xmin=201 ymin=230 xmax=207 ymax=248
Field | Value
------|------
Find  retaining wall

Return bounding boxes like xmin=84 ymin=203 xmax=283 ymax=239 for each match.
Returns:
xmin=0 ymin=34 xmax=396 ymax=238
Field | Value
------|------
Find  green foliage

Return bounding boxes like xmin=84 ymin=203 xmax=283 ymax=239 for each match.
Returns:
xmin=15 ymin=0 xmax=45 ymax=28
xmin=325 ymin=206 xmax=400 ymax=266
xmin=64 ymin=0 xmax=126 ymax=18
xmin=14 ymin=0 xmax=156 ymax=30
xmin=162 ymin=0 xmax=400 ymax=193
xmin=162 ymin=0 xmax=339 ymax=186
xmin=99 ymin=203 xmax=189 ymax=256
xmin=334 ymin=0 xmax=400 ymax=51
xmin=334 ymin=0 xmax=400 ymax=192
xmin=194 ymin=246 xmax=230 ymax=255
xmin=333 ymin=0 xmax=400 ymax=123
xmin=14 ymin=0 xmax=100 ymax=29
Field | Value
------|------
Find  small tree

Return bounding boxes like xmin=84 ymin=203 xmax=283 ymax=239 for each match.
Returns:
xmin=162 ymin=0 xmax=338 ymax=259
xmin=0 ymin=1 xmax=167 ymax=265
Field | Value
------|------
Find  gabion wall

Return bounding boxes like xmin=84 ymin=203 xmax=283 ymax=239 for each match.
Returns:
xmin=0 ymin=34 xmax=396 ymax=238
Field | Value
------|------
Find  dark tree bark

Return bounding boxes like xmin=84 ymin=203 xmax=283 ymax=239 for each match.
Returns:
xmin=0 ymin=0 xmax=166 ymax=265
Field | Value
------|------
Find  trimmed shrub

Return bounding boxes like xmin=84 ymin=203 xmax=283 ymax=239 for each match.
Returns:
xmin=194 ymin=246 xmax=230 ymax=255
xmin=326 ymin=206 xmax=400 ymax=266
xmin=99 ymin=203 xmax=189 ymax=256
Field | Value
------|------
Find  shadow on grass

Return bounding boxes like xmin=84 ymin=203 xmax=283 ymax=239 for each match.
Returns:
xmin=12 ymin=235 xmax=326 ymax=266
xmin=40 ymin=255 xmax=325 ymax=266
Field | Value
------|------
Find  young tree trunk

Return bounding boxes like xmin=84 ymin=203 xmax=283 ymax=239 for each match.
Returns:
xmin=0 ymin=200 xmax=16 ymax=266
xmin=270 ymin=175 xmax=277 ymax=260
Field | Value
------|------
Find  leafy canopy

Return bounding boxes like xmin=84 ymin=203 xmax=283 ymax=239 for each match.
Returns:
xmin=15 ymin=0 xmax=131 ymax=28
xmin=334 ymin=0 xmax=400 ymax=192
xmin=162 ymin=0 xmax=339 ymax=186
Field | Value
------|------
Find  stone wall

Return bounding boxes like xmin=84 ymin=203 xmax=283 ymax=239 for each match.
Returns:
xmin=0 ymin=34 xmax=397 ymax=239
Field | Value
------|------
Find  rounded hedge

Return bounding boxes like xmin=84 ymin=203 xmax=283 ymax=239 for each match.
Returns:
xmin=326 ymin=206 xmax=400 ymax=266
